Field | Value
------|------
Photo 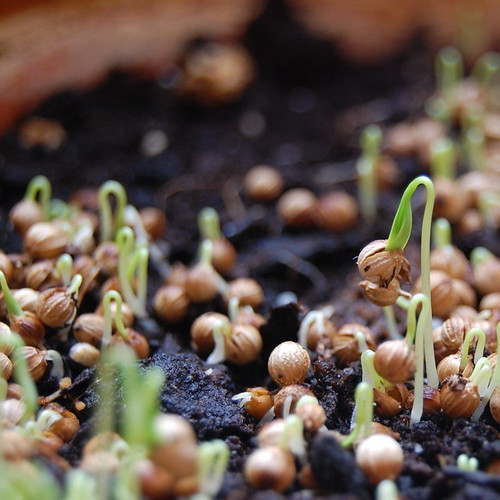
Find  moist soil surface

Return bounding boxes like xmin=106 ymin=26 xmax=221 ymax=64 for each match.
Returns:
xmin=1 ymin=2 xmax=500 ymax=499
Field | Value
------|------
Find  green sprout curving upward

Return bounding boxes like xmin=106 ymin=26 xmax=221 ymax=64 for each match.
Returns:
xmin=25 ymin=175 xmax=52 ymax=221
xmin=99 ymin=180 xmax=127 ymax=243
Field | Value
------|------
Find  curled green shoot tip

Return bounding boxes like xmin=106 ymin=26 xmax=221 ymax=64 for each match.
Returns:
xmin=472 ymin=51 xmax=500 ymax=88
xmin=360 ymin=349 xmax=385 ymax=390
xmin=457 ymin=454 xmax=479 ymax=472
xmin=116 ymin=226 xmax=148 ymax=319
xmin=386 ymin=176 xmax=435 ymax=253
xmin=198 ymin=207 xmax=221 ymax=241
xmin=406 ymin=293 xmax=438 ymax=424
xmin=102 ymin=290 xmax=128 ymax=347
xmin=341 ymin=381 xmax=373 ymax=448
xmin=473 ymin=321 xmax=500 ymax=420
xmin=25 ymin=175 xmax=52 ymax=221
xmin=436 ymin=47 xmax=464 ymax=98
xmin=0 ymin=331 xmax=39 ymax=416
xmin=198 ymin=440 xmax=230 ymax=497
xmin=99 ymin=180 xmax=127 ymax=243
xmin=56 ymin=254 xmax=73 ymax=287
xmin=465 ymin=126 xmax=486 ymax=171
xmin=0 ymin=271 xmax=23 ymax=318
xmin=469 ymin=357 xmax=492 ymax=397
xmin=376 ymin=480 xmax=399 ymax=500
xmin=432 ymin=218 xmax=452 ymax=249
xmin=460 ymin=328 xmax=486 ymax=370
xmin=470 ymin=247 xmax=495 ymax=267
xmin=430 ymin=137 xmax=456 ymax=179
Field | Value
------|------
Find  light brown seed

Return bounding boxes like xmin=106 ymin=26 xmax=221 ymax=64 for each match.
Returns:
xmin=440 ymin=374 xmax=480 ymax=418
xmin=153 ymin=285 xmax=190 ymax=323
xmin=277 ymin=188 xmax=318 ymax=227
xmin=273 ymin=384 xmax=314 ymax=418
xmin=244 ymin=165 xmax=284 ymax=202
xmin=357 ymin=239 xmax=411 ymax=287
xmin=355 ymin=434 xmax=404 ymax=485
xmin=225 ymin=324 xmax=263 ymax=364
xmin=24 ymin=222 xmax=69 ymax=260
xmin=268 ymin=341 xmax=311 ymax=386
xmin=244 ymin=446 xmax=296 ymax=492
xmin=373 ymin=340 xmax=415 ymax=384
xmin=224 ymin=278 xmax=264 ymax=309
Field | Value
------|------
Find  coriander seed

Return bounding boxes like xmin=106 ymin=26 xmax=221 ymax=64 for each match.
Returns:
xmin=268 ymin=341 xmax=311 ymax=386
xmin=244 ymin=165 xmax=284 ymax=202
xmin=374 ymin=340 xmax=416 ymax=384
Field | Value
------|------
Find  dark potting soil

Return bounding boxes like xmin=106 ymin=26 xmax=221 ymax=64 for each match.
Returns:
xmin=0 ymin=1 xmax=500 ymax=499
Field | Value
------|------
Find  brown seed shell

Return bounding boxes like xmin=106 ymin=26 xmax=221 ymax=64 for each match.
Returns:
xmin=357 ymin=239 xmax=410 ymax=287
xmin=24 ymin=222 xmax=69 ymax=260
xmin=268 ymin=341 xmax=311 ymax=386
xmin=373 ymin=339 xmax=416 ymax=384
xmin=440 ymin=374 xmax=480 ymax=418
xmin=273 ymin=384 xmax=314 ymax=418
xmin=244 ymin=446 xmax=296 ymax=492
xmin=38 ymin=287 xmax=77 ymax=328
xmin=225 ymin=323 xmax=263 ymax=364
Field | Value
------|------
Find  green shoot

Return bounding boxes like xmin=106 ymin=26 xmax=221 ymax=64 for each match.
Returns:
xmin=429 ymin=137 xmax=456 ymax=179
xmin=472 ymin=51 xmax=500 ymax=88
xmin=25 ymin=175 xmax=52 ymax=221
xmin=102 ymin=290 xmax=129 ymax=347
xmin=198 ymin=440 xmax=230 ymax=497
xmin=116 ymin=227 xmax=149 ymax=318
xmin=406 ymin=293 xmax=437 ymax=423
xmin=63 ymin=470 xmax=97 ymax=500
xmin=357 ymin=124 xmax=382 ymax=222
xmin=281 ymin=414 xmax=307 ymax=463
xmin=473 ymin=321 xmax=500 ymax=420
xmin=383 ymin=306 xmax=402 ymax=340
xmin=360 ymin=349 xmax=385 ymax=390
xmin=460 ymin=328 xmax=486 ymax=370
xmin=376 ymin=480 xmax=399 ymax=500
xmin=46 ymin=349 xmax=65 ymax=380
xmin=465 ymin=126 xmax=485 ymax=171
xmin=341 ymin=381 xmax=373 ymax=448
xmin=0 ymin=271 xmax=24 ymax=317
xmin=99 ymin=180 xmax=127 ymax=243
xmin=478 ymin=191 xmax=500 ymax=230
xmin=56 ymin=254 xmax=73 ymax=287
xmin=469 ymin=357 xmax=492 ymax=397
xmin=432 ymin=218 xmax=452 ymax=248
xmin=385 ymin=177 xmax=437 ymax=390
xmin=0 ymin=330 xmax=39 ymax=417
xmin=436 ymin=47 xmax=464 ymax=100
xmin=470 ymin=246 xmax=495 ymax=267
xmin=198 ymin=207 xmax=222 ymax=241
xmin=457 ymin=454 xmax=479 ymax=472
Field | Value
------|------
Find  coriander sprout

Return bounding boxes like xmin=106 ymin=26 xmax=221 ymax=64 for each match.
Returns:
xmin=25 ymin=175 xmax=52 ymax=221
xmin=56 ymin=253 xmax=73 ymax=287
xmin=465 ymin=126 xmax=485 ymax=171
xmin=341 ymin=381 xmax=373 ymax=448
xmin=198 ymin=440 xmax=230 ymax=497
xmin=460 ymin=328 xmax=486 ymax=371
xmin=457 ymin=454 xmax=479 ymax=472
xmin=472 ymin=51 xmax=500 ymax=88
xmin=63 ymin=470 xmax=97 ymax=500
xmin=376 ymin=479 xmax=399 ymax=500
xmin=101 ymin=290 xmax=128 ymax=347
xmin=429 ymin=137 xmax=456 ymax=179
xmin=116 ymin=227 xmax=149 ymax=318
xmin=280 ymin=414 xmax=307 ymax=464
xmin=357 ymin=124 xmax=382 ymax=222
xmin=99 ymin=180 xmax=127 ymax=243
xmin=473 ymin=321 xmax=500 ymax=420
xmin=386 ymin=176 xmax=438 ymax=389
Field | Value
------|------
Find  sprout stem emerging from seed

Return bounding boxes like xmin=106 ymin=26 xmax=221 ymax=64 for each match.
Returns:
xmin=357 ymin=125 xmax=382 ymax=222
xmin=198 ymin=440 xmax=230 ymax=497
xmin=25 ymin=175 xmax=52 ymax=221
xmin=99 ymin=180 xmax=127 ymax=243
xmin=460 ymin=328 xmax=486 ymax=370
xmin=342 ymin=381 xmax=373 ymax=448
